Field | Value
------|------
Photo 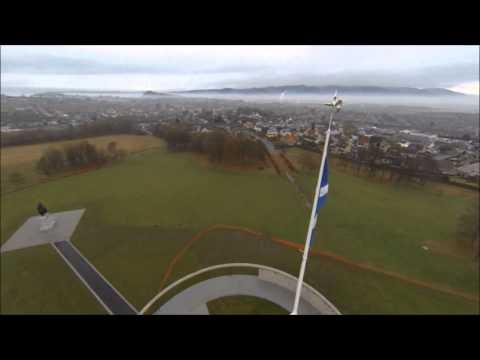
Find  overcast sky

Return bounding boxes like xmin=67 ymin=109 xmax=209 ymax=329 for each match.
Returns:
xmin=1 ymin=45 xmax=479 ymax=94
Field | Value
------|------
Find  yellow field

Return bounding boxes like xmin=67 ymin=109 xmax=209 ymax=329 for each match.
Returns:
xmin=1 ymin=135 xmax=164 ymax=193
xmin=1 ymin=135 xmax=163 ymax=168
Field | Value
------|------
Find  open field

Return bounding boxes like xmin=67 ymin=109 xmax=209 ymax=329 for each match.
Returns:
xmin=1 ymin=142 xmax=308 ymax=312
xmin=1 ymin=134 xmax=164 ymax=193
xmin=165 ymin=230 xmax=479 ymax=314
xmin=287 ymin=147 xmax=479 ymax=294
xmin=1 ymin=139 xmax=478 ymax=313
xmin=0 ymin=245 xmax=105 ymax=314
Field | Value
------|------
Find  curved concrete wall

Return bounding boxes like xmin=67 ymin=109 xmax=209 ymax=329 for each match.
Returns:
xmin=141 ymin=263 xmax=340 ymax=315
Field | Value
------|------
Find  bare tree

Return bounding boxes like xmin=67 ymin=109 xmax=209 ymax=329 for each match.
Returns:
xmin=107 ymin=141 xmax=117 ymax=154
xmin=37 ymin=148 xmax=66 ymax=175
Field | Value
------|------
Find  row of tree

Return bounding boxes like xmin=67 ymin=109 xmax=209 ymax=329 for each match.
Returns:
xmin=154 ymin=126 xmax=266 ymax=165
xmin=36 ymin=141 xmax=126 ymax=176
xmin=347 ymin=145 xmax=444 ymax=185
xmin=298 ymin=145 xmax=444 ymax=186
xmin=1 ymin=118 xmax=137 ymax=147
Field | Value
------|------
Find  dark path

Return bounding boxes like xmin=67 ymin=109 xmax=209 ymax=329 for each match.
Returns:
xmin=53 ymin=241 xmax=137 ymax=315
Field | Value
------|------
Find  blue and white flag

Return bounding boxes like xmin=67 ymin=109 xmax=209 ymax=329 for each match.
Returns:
xmin=316 ymin=158 xmax=329 ymax=212
xmin=313 ymin=158 xmax=329 ymax=228
xmin=306 ymin=157 xmax=329 ymax=251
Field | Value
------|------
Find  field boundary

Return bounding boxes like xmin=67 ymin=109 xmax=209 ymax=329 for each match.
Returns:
xmin=158 ymin=224 xmax=479 ymax=304
xmin=264 ymin=151 xmax=282 ymax=175
xmin=279 ymin=152 xmax=298 ymax=173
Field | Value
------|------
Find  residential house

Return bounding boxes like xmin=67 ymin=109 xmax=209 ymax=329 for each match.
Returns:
xmin=266 ymin=128 xmax=278 ymax=138
xmin=456 ymin=162 xmax=479 ymax=180
xmin=280 ymin=128 xmax=292 ymax=137
xmin=280 ymin=133 xmax=297 ymax=146
xmin=358 ymin=135 xmax=370 ymax=147
xmin=243 ymin=121 xmax=254 ymax=129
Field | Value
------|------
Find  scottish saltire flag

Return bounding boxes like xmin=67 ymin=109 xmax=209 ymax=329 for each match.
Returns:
xmin=313 ymin=158 xmax=329 ymax=227
xmin=307 ymin=157 xmax=329 ymax=250
xmin=316 ymin=158 xmax=329 ymax=212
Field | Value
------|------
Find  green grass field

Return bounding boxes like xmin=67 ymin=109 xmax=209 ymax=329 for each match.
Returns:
xmin=1 ymin=139 xmax=308 ymax=312
xmin=0 ymin=245 xmax=105 ymax=314
xmin=287 ymin=147 xmax=479 ymax=295
xmin=1 ymin=137 xmax=478 ymax=314
xmin=166 ymin=230 xmax=479 ymax=314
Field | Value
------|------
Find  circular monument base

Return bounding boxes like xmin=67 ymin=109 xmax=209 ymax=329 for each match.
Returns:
xmin=141 ymin=263 xmax=341 ymax=315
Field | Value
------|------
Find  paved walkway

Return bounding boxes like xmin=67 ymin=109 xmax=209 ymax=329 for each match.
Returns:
xmin=53 ymin=241 xmax=137 ymax=315
xmin=155 ymin=275 xmax=320 ymax=315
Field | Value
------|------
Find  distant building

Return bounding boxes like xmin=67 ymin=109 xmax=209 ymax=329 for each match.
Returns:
xmin=343 ymin=139 xmax=353 ymax=154
xmin=280 ymin=133 xmax=297 ymax=146
xmin=0 ymin=126 xmax=23 ymax=133
xmin=243 ymin=121 xmax=254 ymax=129
xmin=379 ymin=140 xmax=391 ymax=153
xmin=406 ymin=143 xmax=424 ymax=153
xmin=456 ymin=162 xmax=480 ymax=180
xmin=358 ymin=135 xmax=370 ymax=147
xmin=266 ymin=128 xmax=278 ymax=138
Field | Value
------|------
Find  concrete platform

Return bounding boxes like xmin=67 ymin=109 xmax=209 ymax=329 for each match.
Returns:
xmin=154 ymin=275 xmax=320 ymax=315
xmin=1 ymin=209 xmax=86 ymax=253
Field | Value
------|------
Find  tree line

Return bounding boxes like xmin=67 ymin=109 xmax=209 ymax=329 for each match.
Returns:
xmin=346 ymin=144 xmax=445 ymax=185
xmin=298 ymin=144 xmax=445 ymax=186
xmin=36 ymin=141 xmax=126 ymax=176
xmin=154 ymin=125 xmax=266 ymax=166
xmin=1 ymin=118 xmax=137 ymax=147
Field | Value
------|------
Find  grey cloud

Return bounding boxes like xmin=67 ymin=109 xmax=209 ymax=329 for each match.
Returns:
xmin=1 ymin=46 xmax=477 ymax=91
xmin=1 ymin=53 xmax=268 ymax=75
xmin=210 ymin=62 xmax=479 ymax=89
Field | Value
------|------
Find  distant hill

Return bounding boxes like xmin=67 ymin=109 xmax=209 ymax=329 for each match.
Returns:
xmin=175 ymin=85 xmax=466 ymax=96
xmin=143 ymin=90 xmax=176 ymax=97
xmin=31 ymin=92 xmax=68 ymax=98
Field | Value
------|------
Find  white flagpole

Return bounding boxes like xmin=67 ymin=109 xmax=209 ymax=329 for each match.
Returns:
xmin=291 ymin=112 xmax=334 ymax=315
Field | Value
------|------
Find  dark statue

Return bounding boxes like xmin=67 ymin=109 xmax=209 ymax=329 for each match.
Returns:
xmin=37 ymin=202 xmax=48 ymax=217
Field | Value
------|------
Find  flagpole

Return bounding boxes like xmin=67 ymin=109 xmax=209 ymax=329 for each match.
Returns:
xmin=291 ymin=111 xmax=334 ymax=315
